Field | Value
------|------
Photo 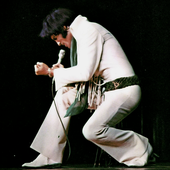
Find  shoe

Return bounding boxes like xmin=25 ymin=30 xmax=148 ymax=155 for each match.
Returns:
xmin=22 ymin=154 xmax=62 ymax=169
xmin=22 ymin=163 xmax=62 ymax=169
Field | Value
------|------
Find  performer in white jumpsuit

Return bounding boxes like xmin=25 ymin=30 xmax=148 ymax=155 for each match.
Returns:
xmin=22 ymin=8 xmax=152 ymax=168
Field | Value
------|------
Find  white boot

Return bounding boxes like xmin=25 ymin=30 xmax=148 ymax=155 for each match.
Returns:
xmin=22 ymin=154 xmax=61 ymax=168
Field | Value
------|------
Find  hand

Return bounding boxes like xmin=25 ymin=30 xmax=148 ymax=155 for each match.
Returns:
xmin=47 ymin=63 xmax=64 ymax=77
xmin=34 ymin=62 xmax=49 ymax=76
xmin=52 ymin=63 xmax=64 ymax=70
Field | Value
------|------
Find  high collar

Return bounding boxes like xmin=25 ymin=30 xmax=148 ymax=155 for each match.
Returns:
xmin=70 ymin=15 xmax=88 ymax=40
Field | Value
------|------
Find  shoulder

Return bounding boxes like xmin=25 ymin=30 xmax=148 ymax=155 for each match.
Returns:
xmin=70 ymin=15 xmax=105 ymax=41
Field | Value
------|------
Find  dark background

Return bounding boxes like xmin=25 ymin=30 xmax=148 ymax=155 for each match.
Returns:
xmin=1 ymin=0 xmax=170 ymax=167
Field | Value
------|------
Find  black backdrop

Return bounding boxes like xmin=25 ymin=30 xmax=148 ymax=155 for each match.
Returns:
xmin=1 ymin=0 xmax=170 ymax=167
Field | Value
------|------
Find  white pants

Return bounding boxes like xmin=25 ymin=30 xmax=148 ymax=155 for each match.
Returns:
xmin=30 ymin=85 xmax=152 ymax=166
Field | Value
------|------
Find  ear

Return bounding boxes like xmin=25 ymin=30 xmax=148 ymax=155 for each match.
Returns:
xmin=51 ymin=34 xmax=57 ymax=40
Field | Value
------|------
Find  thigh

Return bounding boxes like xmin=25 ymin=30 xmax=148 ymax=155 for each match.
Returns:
xmin=86 ymin=85 xmax=141 ymax=128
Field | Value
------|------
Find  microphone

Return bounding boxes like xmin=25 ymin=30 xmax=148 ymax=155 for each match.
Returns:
xmin=57 ymin=49 xmax=65 ymax=63
xmin=52 ymin=49 xmax=65 ymax=84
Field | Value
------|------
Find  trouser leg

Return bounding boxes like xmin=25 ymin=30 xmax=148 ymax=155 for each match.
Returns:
xmin=30 ymin=87 xmax=77 ymax=163
xmin=83 ymin=85 xmax=152 ymax=166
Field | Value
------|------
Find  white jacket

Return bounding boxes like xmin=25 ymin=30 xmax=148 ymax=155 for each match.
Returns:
xmin=54 ymin=15 xmax=135 ymax=90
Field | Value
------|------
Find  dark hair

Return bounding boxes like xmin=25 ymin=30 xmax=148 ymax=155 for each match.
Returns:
xmin=39 ymin=8 xmax=75 ymax=38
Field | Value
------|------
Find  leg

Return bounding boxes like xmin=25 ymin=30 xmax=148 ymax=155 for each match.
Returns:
xmin=23 ymin=87 xmax=77 ymax=167
xmin=83 ymin=85 xmax=152 ymax=167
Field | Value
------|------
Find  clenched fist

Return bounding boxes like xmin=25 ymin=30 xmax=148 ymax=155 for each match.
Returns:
xmin=34 ymin=62 xmax=49 ymax=76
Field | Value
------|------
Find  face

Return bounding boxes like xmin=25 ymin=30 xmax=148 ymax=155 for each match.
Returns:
xmin=51 ymin=28 xmax=72 ymax=49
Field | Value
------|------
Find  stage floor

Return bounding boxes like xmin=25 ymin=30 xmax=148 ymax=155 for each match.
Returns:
xmin=1 ymin=163 xmax=170 ymax=170
xmin=58 ymin=163 xmax=170 ymax=169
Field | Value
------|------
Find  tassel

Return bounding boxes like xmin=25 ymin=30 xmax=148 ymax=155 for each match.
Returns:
xmin=97 ymin=79 xmax=101 ymax=106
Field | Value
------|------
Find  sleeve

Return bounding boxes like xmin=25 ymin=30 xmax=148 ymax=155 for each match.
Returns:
xmin=54 ymin=25 xmax=104 ymax=90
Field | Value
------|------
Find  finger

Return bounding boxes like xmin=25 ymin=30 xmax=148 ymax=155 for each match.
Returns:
xmin=37 ymin=62 xmax=43 ymax=65
xmin=52 ymin=64 xmax=58 ymax=67
xmin=36 ymin=63 xmax=42 ymax=68
xmin=34 ymin=65 xmax=40 ymax=74
xmin=53 ymin=62 xmax=61 ymax=66
xmin=52 ymin=66 xmax=59 ymax=69
xmin=34 ymin=65 xmax=39 ymax=70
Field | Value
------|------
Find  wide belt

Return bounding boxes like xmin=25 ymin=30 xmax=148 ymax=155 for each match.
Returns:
xmin=104 ymin=75 xmax=140 ymax=92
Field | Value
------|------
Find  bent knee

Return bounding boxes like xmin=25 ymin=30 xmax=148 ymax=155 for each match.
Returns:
xmin=82 ymin=123 xmax=109 ymax=142
xmin=82 ymin=123 xmax=93 ymax=140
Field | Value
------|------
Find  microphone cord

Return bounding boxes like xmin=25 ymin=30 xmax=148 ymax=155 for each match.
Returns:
xmin=51 ymin=80 xmax=71 ymax=163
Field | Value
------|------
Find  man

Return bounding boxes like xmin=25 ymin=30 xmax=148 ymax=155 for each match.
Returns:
xmin=22 ymin=8 xmax=152 ymax=168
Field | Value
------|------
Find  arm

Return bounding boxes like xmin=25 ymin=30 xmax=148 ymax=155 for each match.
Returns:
xmin=34 ymin=62 xmax=64 ymax=77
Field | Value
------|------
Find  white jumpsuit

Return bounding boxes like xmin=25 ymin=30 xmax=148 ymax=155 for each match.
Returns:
xmin=30 ymin=15 xmax=152 ymax=166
